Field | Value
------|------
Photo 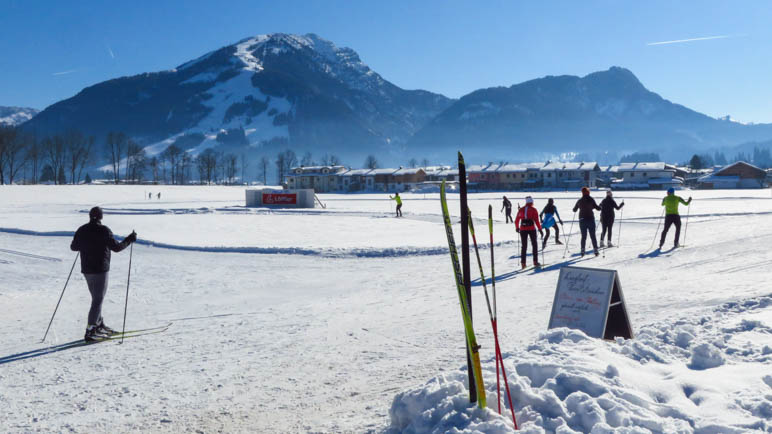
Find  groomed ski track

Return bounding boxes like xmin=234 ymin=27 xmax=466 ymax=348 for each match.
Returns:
xmin=1 ymin=186 xmax=771 ymax=432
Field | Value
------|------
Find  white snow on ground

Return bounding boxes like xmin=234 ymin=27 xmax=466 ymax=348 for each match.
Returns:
xmin=0 ymin=186 xmax=771 ymax=432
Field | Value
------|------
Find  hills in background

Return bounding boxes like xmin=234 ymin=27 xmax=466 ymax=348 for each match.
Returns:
xmin=16 ymin=33 xmax=772 ymax=168
xmin=1 ymin=106 xmax=39 ymax=126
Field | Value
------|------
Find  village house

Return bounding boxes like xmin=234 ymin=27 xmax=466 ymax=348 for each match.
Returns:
xmin=338 ymin=168 xmax=373 ymax=191
xmin=697 ymin=161 xmax=768 ymax=189
xmin=285 ymin=165 xmax=347 ymax=192
xmin=614 ymin=162 xmax=682 ymax=190
xmin=391 ymin=167 xmax=427 ymax=191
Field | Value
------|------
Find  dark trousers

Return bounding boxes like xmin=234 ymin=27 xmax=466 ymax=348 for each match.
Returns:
xmin=579 ymin=218 xmax=598 ymax=253
xmin=84 ymin=272 xmax=109 ymax=326
xmin=395 ymin=204 xmax=402 ymax=217
xmin=600 ymin=216 xmax=614 ymax=241
xmin=505 ymin=209 xmax=513 ymax=223
xmin=520 ymin=230 xmax=539 ymax=265
xmin=660 ymin=214 xmax=682 ymax=246
xmin=544 ymin=224 xmax=560 ymax=244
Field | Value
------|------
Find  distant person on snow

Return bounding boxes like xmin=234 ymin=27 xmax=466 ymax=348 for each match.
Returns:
xmin=389 ymin=192 xmax=403 ymax=217
xmin=540 ymin=198 xmax=563 ymax=249
xmin=599 ymin=190 xmax=624 ymax=247
xmin=573 ymin=187 xmax=601 ymax=257
xmin=501 ymin=196 xmax=513 ymax=223
xmin=70 ymin=207 xmax=137 ymax=342
xmin=515 ymin=196 xmax=543 ymax=269
xmin=148 ymin=192 xmax=152 ymax=200
xmin=659 ymin=187 xmax=692 ymax=249
xmin=157 ymin=192 xmax=161 ymax=200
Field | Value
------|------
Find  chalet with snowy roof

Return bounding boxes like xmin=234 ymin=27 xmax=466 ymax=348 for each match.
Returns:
xmin=286 ymin=165 xmax=347 ymax=192
xmin=338 ymin=168 xmax=373 ymax=191
xmin=365 ymin=168 xmax=399 ymax=192
xmin=425 ymin=167 xmax=458 ymax=182
xmin=614 ymin=162 xmax=682 ymax=190
xmin=391 ymin=167 xmax=427 ymax=191
xmin=697 ymin=161 xmax=767 ymax=189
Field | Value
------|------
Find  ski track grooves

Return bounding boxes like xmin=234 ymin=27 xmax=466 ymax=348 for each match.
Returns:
xmin=0 ymin=247 xmax=61 ymax=262
xmin=0 ymin=227 xmax=517 ymax=259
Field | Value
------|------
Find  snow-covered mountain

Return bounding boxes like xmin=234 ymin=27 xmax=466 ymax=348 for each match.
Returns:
xmin=24 ymin=33 xmax=453 ymax=162
xmin=0 ymin=106 xmax=39 ymax=125
xmin=408 ymin=67 xmax=772 ymax=162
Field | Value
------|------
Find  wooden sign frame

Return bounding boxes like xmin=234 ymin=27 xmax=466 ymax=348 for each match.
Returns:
xmin=547 ymin=266 xmax=633 ymax=340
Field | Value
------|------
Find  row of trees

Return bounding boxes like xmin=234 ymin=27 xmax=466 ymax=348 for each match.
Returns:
xmin=687 ymin=147 xmax=772 ymax=170
xmin=0 ymin=125 xmax=94 ymax=185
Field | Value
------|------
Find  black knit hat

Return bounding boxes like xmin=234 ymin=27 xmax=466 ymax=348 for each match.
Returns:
xmin=89 ymin=206 xmax=103 ymax=221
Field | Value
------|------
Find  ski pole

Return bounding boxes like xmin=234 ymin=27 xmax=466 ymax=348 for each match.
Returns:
xmin=682 ymin=201 xmax=691 ymax=247
xmin=488 ymin=206 xmax=500 ymax=414
xmin=649 ymin=208 xmax=665 ymax=251
xmin=120 ymin=242 xmax=133 ymax=344
xmin=41 ymin=253 xmax=79 ymax=342
xmin=562 ymin=211 xmax=576 ymax=258
xmin=469 ymin=209 xmax=517 ymax=429
xmin=617 ymin=207 xmax=623 ymax=247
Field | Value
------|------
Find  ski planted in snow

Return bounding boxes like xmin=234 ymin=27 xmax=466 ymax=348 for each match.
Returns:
xmin=440 ymin=178 xmax=486 ymax=408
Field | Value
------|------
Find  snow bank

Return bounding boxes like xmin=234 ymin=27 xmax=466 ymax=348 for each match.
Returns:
xmin=388 ymin=294 xmax=772 ymax=433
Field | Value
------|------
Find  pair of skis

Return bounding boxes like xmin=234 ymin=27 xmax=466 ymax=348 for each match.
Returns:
xmin=439 ymin=151 xmax=518 ymax=429
xmin=469 ymin=206 xmax=518 ymax=429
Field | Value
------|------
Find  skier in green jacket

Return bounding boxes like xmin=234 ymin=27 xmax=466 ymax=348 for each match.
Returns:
xmin=389 ymin=192 xmax=403 ymax=217
xmin=659 ymin=187 xmax=692 ymax=249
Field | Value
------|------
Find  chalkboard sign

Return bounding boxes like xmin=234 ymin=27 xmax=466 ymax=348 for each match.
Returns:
xmin=548 ymin=266 xmax=633 ymax=340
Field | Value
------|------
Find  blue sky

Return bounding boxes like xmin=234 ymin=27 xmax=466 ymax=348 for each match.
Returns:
xmin=1 ymin=0 xmax=770 ymax=122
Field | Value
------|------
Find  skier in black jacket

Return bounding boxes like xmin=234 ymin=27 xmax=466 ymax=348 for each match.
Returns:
xmin=599 ymin=190 xmax=624 ymax=247
xmin=572 ymin=187 xmax=601 ymax=257
xmin=70 ymin=207 xmax=137 ymax=342
xmin=501 ymin=196 xmax=513 ymax=223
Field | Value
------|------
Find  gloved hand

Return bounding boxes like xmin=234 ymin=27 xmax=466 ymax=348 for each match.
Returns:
xmin=621 ymin=201 xmax=625 ymax=207
xmin=539 ymin=230 xmax=544 ymax=238
xmin=126 ymin=231 xmax=137 ymax=243
xmin=559 ymin=220 xmax=564 ymax=225
xmin=516 ymin=228 xmax=520 ymax=234
xmin=688 ymin=197 xmax=692 ymax=202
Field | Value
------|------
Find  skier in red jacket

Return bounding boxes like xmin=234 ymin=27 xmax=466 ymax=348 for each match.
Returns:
xmin=515 ymin=196 xmax=543 ymax=269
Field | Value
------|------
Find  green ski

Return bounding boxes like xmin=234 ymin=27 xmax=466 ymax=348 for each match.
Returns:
xmin=440 ymin=179 xmax=486 ymax=408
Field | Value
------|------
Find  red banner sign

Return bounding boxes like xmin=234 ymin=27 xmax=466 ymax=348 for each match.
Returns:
xmin=263 ymin=193 xmax=297 ymax=205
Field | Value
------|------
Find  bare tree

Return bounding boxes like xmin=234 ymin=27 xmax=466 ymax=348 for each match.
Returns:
xmin=408 ymin=158 xmax=417 ymax=168
xmin=65 ymin=130 xmax=89 ymax=184
xmin=364 ymin=155 xmax=379 ymax=169
xmin=106 ymin=132 xmax=127 ymax=184
xmin=127 ymin=141 xmax=147 ymax=184
xmin=240 ymin=153 xmax=250 ymax=184
xmin=76 ymin=136 xmax=94 ymax=184
xmin=421 ymin=158 xmax=430 ymax=168
xmin=44 ymin=135 xmax=67 ymax=185
xmin=161 ymin=144 xmax=182 ymax=185
xmin=149 ymin=156 xmax=159 ymax=183
xmin=258 ymin=156 xmax=269 ymax=185
xmin=301 ymin=151 xmax=314 ymax=166
xmin=0 ymin=125 xmax=29 ymax=184
xmin=329 ymin=154 xmax=341 ymax=165
xmin=25 ymin=134 xmax=41 ymax=184
xmin=225 ymin=153 xmax=238 ymax=184
xmin=196 ymin=149 xmax=218 ymax=185
xmin=180 ymin=152 xmax=192 ymax=185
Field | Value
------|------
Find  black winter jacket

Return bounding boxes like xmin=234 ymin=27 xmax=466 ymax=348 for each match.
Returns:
xmin=573 ymin=196 xmax=601 ymax=220
xmin=70 ymin=221 xmax=131 ymax=273
xmin=600 ymin=197 xmax=624 ymax=218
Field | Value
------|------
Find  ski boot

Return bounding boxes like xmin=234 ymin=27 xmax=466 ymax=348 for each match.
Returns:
xmin=97 ymin=322 xmax=118 ymax=336
xmin=607 ymin=241 xmax=614 ymax=247
xmin=84 ymin=325 xmax=110 ymax=343
xmin=600 ymin=240 xmax=605 ymax=248
xmin=594 ymin=249 xmax=599 ymax=257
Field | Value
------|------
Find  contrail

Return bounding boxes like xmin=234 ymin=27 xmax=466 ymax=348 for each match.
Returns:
xmin=52 ymin=69 xmax=78 ymax=76
xmin=107 ymin=46 xmax=115 ymax=59
xmin=647 ymin=35 xmax=734 ymax=46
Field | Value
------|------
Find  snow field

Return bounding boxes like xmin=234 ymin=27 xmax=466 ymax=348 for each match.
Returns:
xmin=0 ymin=186 xmax=771 ymax=432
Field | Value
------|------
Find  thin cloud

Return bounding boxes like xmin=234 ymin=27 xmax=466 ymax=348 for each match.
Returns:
xmin=647 ymin=35 xmax=736 ymax=46
xmin=107 ymin=45 xmax=115 ymax=59
xmin=52 ymin=69 xmax=78 ymax=76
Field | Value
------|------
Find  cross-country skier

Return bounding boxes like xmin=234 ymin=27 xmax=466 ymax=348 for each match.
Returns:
xmin=148 ymin=192 xmax=152 ymax=199
xmin=515 ymin=196 xmax=543 ymax=269
xmin=501 ymin=196 xmax=513 ymax=223
xmin=540 ymin=198 xmax=563 ymax=249
xmin=70 ymin=206 xmax=137 ymax=342
xmin=157 ymin=192 xmax=161 ymax=200
xmin=599 ymin=190 xmax=624 ymax=247
xmin=572 ymin=187 xmax=601 ymax=257
xmin=389 ymin=192 xmax=403 ymax=217
xmin=659 ymin=187 xmax=692 ymax=249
